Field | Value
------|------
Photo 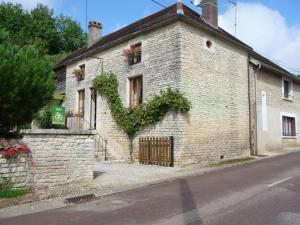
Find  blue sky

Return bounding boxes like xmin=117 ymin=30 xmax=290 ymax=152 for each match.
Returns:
xmin=51 ymin=0 xmax=300 ymax=35
xmin=5 ymin=0 xmax=300 ymax=72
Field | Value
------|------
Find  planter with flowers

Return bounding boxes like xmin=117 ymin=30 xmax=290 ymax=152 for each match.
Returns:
xmin=1 ymin=143 xmax=30 ymax=160
xmin=72 ymin=67 xmax=85 ymax=82
xmin=123 ymin=45 xmax=141 ymax=66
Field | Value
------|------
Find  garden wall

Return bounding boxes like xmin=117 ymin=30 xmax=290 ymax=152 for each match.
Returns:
xmin=0 ymin=145 xmax=29 ymax=188
xmin=21 ymin=129 xmax=96 ymax=190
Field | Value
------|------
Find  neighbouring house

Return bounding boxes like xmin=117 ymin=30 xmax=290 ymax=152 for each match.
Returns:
xmin=53 ymin=0 xmax=300 ymax=166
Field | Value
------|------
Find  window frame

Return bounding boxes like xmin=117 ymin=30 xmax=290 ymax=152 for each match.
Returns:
xmin=78 ymin=64 xmax=85 ymax=81
xmin=129 ymin=75 xmax=143 ymax=108
xmin=128 ymin=42 xmax=142 ymax=66
xmin=282 ymin=77 xmax=293 ymax=101
xmin=78 ymin=89 xmax=85 ymax=118
xmin=281 ymin=112 xmax=297 ymax=138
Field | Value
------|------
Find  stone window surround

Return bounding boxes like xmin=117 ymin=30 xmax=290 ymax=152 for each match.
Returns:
xmin=281 ymin=112 xmax=297 ymax=139
xmin=282 ymin=76 xmax=294 ymax=102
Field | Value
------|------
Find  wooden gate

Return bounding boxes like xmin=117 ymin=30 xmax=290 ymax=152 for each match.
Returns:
xmin=139 ymin=136 xmax=174 ymax=167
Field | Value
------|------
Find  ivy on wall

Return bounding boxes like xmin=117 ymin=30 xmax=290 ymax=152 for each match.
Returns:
xmin=93 ymin=72 xmax=191 ymax=137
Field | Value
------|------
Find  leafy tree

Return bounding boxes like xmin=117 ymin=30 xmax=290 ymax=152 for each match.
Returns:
xmin=0 ymin=29 xmax=55 ymax=132
xmin=56 ymin=15 xmax=86 ymax=53
xmin=0 ymin=2 xmax=86 ymax=55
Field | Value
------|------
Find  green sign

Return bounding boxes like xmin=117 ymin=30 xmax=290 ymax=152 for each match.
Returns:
xmin=51 ymin=106 xmax=66 ymax=125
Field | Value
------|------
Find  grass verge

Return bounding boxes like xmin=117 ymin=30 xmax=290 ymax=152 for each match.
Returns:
xmin=210 ymin=157 xmax=255 ymax=167
xmin=0 ymin=188 xmax=27 ymax=198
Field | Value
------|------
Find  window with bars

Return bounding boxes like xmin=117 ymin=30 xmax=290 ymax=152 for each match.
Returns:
xmin=282 ymin=116 xmax=296 ymax=137
xmin=78 ymin=90 xmax=85 ymax=117
xmin=129 ymin=76 xmax=143 ymax=108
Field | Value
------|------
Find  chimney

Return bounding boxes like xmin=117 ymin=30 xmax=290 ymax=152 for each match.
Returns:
xmin=88 ymin=21 xmax=102 ymax=47
xmin=202 ymin=0 xmax=218 ymax=28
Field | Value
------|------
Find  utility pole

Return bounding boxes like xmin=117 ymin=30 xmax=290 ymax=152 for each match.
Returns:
xmin=229 ymin=0 xmax=237 ymax=36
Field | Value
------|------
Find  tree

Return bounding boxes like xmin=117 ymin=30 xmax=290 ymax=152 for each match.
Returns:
xmin=56 ymin=15 xmax=86 ymax=53
xmin=0 ymin=29 xmax=55 ymax=132
xmin=0 ymin=2 xmax=86 ymax=56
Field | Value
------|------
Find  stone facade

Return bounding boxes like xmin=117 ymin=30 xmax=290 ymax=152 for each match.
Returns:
xmin=64 ymin=19 xmax=254 ymax=166
xmin=22 ymin=130 xmax=96 ymax=190
xmin=178 ymin=22 xmax=250 ymax=164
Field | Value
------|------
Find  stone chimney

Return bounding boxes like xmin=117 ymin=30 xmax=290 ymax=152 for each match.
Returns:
xmin=202 ymin=0 xmax=218 ymax=28
xmin=88 ymin=21 xmax=102 ymax=47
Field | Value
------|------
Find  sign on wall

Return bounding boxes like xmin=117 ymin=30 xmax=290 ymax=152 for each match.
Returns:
xmin=52 ymin=106 xmax=66 ymax=125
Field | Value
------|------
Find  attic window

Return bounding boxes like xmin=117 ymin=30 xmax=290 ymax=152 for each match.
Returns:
xmin=206 ymin=40 xmax=212 ymax=48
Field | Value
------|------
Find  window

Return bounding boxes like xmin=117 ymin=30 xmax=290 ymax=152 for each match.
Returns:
xmin=282 ymin=78 xmax=292 ymax=100
xmin=129 ymin=76 xmax=143 ymax=107
xmin=282 ymin=116 xmax=296 ymax=137
xmin=78 ymin=64 xmax=85 ymax=81
xmin=78 ymin=90 xmax=85 ymax=117
xmin=129 ymin=43 xmax=142 ymax=66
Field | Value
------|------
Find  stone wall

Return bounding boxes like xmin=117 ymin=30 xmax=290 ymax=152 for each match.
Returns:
xmin=65 ymin=22 xmax=184 ymax=164
xmin=0 ymin=138 xmax=29 ymax=188
xmin=22 ymin=129 xmax=96 ymax=190
xmin=179 ymin=21 xmax=251 ymax=165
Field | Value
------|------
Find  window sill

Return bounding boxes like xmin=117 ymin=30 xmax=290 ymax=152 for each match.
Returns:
xmin=282 ymin=97 xmax=293 ymax=102
xmin=282 ymin=136 xmax=297 ymax=139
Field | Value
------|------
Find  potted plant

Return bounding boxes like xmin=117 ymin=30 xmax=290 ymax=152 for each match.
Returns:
xmin=123 ymin=46 xmax=141 ymax=66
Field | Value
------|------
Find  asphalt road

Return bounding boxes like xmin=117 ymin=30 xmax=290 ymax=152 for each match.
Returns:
xmin=1 ymin=151 xmax=300 ymax=225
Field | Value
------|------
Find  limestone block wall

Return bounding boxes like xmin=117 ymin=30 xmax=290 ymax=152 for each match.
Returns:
xmin=0 ymin=138 xmax=29 ymax=188
xmin=178 ymin=21 xmax=251 ymax=165
xmin=22 ymin=130 xmax=96 ymax=189
xmin=65 ymin=22 xmax=184 ymax=164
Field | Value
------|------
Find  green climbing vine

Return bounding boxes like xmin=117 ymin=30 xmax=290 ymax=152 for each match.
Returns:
xmin=93 ymin=72 xmax=191 ymax=137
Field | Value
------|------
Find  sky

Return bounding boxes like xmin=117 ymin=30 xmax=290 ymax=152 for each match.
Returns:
xmin=3 ymin=0 xmax=300 ymax=74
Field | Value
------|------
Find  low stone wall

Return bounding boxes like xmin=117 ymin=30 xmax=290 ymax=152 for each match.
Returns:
xmin=22 ymin=129 xmax=96 ymax=190
xmin=0 ymin=138 xmax=29 ymax=188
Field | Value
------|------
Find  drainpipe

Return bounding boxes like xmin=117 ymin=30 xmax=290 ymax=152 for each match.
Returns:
xmin=248 ymin=57 xmax=261 ymax=156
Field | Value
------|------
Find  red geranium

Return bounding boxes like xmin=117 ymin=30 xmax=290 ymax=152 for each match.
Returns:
xmin=20 ymin=144 xmax=30 ymax=153
xmin=1 ymin=150 xmax=8 ymax=157
xmin=8 ymin=147 xmax=16 ymax=156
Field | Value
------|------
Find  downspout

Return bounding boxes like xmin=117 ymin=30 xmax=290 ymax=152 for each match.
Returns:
xmin=253 ymin=62 xmax=261 ymax=156
xmin=248 ymin=57 xmax=261 ymax=156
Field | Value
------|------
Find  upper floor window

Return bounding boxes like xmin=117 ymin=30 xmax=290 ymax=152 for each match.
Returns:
xmin=78 ymin=89 xmax=85 ymax=117
xmin=282 ymin=78 xmax=293 ymax=100
xmin=129 ymin=76 xmax=143 ymax=108
xmin=123 ymin=42 xmax=142 ymax=66
xmin=78 ymin=64 xmax=85 ymax=81
xmin=72 ymin=64 xmax=85 ymax=82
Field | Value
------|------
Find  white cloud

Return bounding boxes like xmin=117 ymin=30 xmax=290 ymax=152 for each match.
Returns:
xmin=219 ymin=2 xmax=300 ymax=74
xmin=2 ymin=0 xmax=60 ymax=10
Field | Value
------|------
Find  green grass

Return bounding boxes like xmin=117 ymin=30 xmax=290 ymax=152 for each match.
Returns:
xmin=0 ymin=188 xmax=28 ymax=198
xmin=210 ymin=157 xmax=255 ymax=167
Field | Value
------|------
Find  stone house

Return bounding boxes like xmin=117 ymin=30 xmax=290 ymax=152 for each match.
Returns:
xmin=53 ymin=1 xmax=300 ymax=166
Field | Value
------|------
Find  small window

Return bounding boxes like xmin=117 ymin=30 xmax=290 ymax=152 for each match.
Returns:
xmin=129 ymin=76 xmax=143 ymax=108
xmin=78 ymin=90 xmax=85 ymax=117
xmin=282 ymin=116 xmax=296 ymax=137
xmin=282 ymin=78 xmax=292 ymax=100
xmin=128 ymin=43 xmax=142 ymax=66
xmin=206 ymin=40 xmax=212 ymax=48
xmin=78 ymin=64 xmax=85 ymax=81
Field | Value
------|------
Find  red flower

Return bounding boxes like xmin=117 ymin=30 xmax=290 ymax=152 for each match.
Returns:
xmin=21 ymin=144 xmax=30 ymax=153
xmin=8 ymin=147 xmax=16 ymax=156
xmin=16 ymin=146 xmax=23 ymax=152
xmin=1 ymin=150 xmax=8 ymax=157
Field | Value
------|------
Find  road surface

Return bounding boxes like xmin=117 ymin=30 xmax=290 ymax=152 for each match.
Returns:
xmin=1 ymin=151 xmax=300 ymax=225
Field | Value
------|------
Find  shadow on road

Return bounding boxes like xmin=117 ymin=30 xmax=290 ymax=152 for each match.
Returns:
xmin=179 ymin=179 xmax=204 ymax=225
